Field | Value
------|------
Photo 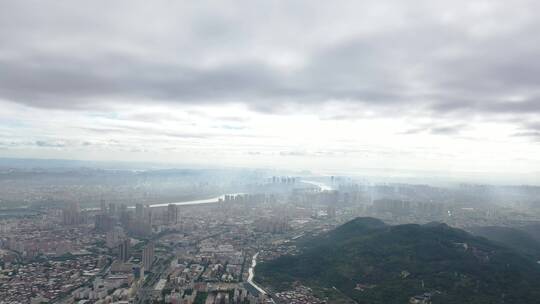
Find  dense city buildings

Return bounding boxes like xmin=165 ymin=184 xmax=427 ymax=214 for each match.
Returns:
xmin=1 ymin=170 xmax=540 ymax=304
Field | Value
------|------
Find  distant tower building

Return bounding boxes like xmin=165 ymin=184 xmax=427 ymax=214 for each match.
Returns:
xmin=144 ymin=206 xmax=153 ymax=225
xmin=109 ymin=203 xmax=117 ymax=216
xmin=106 ymin=226 xmax=124 ymax=248
xmin=135 ymin=203 xmax=144 ymax=220
xmin=119 ymin=209 xmax=132 ymax=227
xmin=100 ymin=199 xmax=107 ymax=214
xmin=119 ymin=204 xmax=127 ymax=213
xmin=119 ymin=238 xmax=131 ymax=262
xmin=95 ymin=214 xmax=114 ymax=232
xmin=62 ymin=202 xmax=82 ymax=225
xmin=142 ymin=241 xmax=155 ymax=270
xmin=167 ymin=204 xmax=178 ymax=224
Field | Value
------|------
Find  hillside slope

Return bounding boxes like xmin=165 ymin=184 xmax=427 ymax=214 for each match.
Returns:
xmin=256 ymin=218 xmax=540 ymax=304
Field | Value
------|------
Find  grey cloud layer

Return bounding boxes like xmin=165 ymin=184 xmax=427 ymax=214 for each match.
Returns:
xmin=1 ymin=0 xmax=540 ymax=129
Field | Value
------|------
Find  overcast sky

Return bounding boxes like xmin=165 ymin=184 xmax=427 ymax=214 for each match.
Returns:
xmin=1 ymin=0 xmax=540 ymax=179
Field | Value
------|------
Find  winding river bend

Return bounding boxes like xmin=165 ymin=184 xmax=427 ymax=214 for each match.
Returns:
xmin=302 ymin=180 xmax=334 ymax=191
xmin=83 ymin=193 xmax=243 ymax=211
xmin=247 ymin=252 xmax=267 ymax=295
xmin=148 ymin=193 xmax=243 ymax=208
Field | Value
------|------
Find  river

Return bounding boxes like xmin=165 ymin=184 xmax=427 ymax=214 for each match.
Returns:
xmin=247 ymin=252 xmax=267 ymax=295
xmin=83 ymin=193 xmax=243 ymax=211
xmin=148 ymin=193 xmax=243 ymax=208
xmin=302 ymin=180 xmax=334 ymax=191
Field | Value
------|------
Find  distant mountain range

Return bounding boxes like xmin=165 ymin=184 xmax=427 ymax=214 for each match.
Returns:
xmin=256 ymin=218 xmax=540 ymax=304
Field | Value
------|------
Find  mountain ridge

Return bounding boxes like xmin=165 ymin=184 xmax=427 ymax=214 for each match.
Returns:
xmin=256 ymin=217 xmax=540 ymax=304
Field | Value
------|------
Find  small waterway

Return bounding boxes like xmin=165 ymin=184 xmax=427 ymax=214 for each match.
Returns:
xmin=247 ymin=252 xmax=267 ymax=295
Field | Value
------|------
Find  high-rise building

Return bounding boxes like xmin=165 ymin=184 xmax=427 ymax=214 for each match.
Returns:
xmin=119 ymin=238 xmax=131 ymax=262
xmin=95 ymin=214 xmax=114 ymax=232
xmin=119 ymin=209 xmax=132 ymax=228
xmin=119 ymin=204 xmax=127 ymax=213
xmin=142 ymin=241 xmax=154 ymax=270
xmin=106 ymin=226 xmax=124 ymax=248
xmin=144 ymin=206 xmax=153 ymax=225
xmin=62 ymin=202 xmax=82 ymax=225
xmin=167 ymin=204 xmax=178 ymax=224
xmin=100 ymin=199 xmax=107 ymax=214
xmin=135 ymin=203 xmax=144 ymax=220
xmin=109 ymin=203 xmax=117 ymax=216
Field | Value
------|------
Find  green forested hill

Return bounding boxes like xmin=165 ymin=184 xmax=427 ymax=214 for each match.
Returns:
xmin=256 ymin=218 xmax=540 ymax=304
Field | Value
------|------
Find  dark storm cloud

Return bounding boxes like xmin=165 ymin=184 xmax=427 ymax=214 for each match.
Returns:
xmin=0 ymin=54 xmax=283 ymax=108
xmin=1 ymin=0 xmax=540 ymax=134
xmin=0 ymin=47 xmax=409 ymax=111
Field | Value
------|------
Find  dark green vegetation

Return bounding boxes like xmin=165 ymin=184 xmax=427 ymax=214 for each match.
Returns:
xmin=193 ymin=291 xmax=208 ymax=304
xmin=256 ymin=218 xmax=540 ymax=304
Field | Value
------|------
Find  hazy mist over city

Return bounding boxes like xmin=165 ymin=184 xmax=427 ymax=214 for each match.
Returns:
xmin=2 ymin=1 xmax=540 ymax=304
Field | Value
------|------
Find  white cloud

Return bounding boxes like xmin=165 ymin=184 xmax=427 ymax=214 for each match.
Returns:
xmin=1 ymin=0 xmax=540 ymax=178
